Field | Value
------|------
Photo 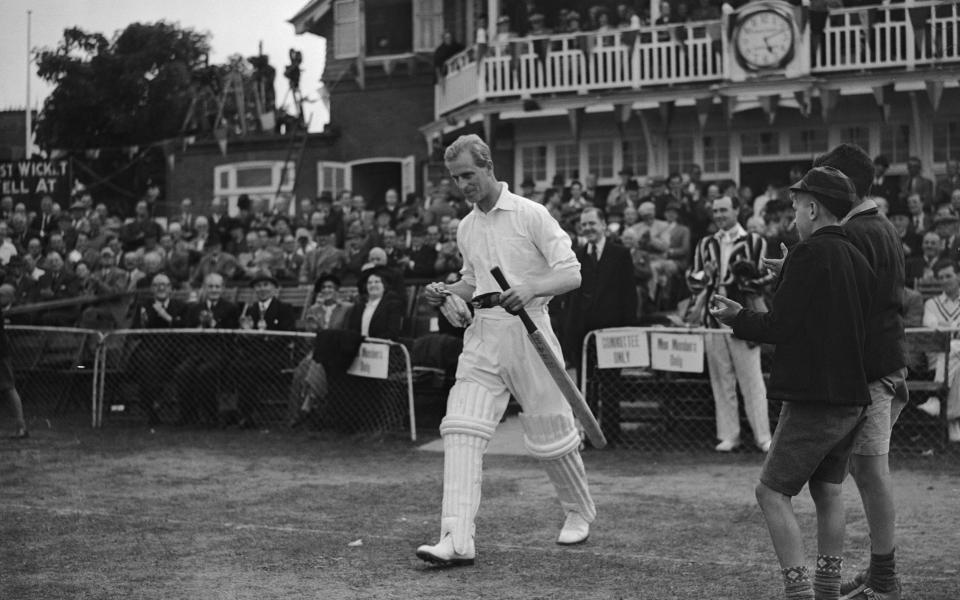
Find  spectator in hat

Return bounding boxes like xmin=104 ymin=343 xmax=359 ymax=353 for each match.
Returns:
xmin=495 ymin=14 xmax=514 ymax=42
xmin=303 ymin=273 xmax=354 ymax=332
xmin=936 ymin=158 xmax=960 ymax=206
xmin=401 ymin=225 xmax=438 ymax=279
xmin=934 ymin=210 xmax=960 ymax=257
xmin=299 ymin=223 xmax=347 ymax=285
xmin=885 ymin=204 xmax=920 ymax=258
xmin=433 ymin=31 xmax=465 ymax=82
xmin=520 ymin=178 xmax=537 ymax=201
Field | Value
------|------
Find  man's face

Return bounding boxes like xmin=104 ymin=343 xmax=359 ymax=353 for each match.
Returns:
xmin=204 ymin=277 xmax=224 ymax=301
xmin=351 ymin=195 xmax=366 ymax=211
xmin=100 ymin=251 xmax=115 ymax=267
xmin=907 ymin=194 xmax=923 ymax=214
xmin=254 ymin=281 xmax=277 ymax=302
xmin=874 ymin=161 xmax=887 ymax=177
xmin=908 ymin=158 xmax=921 ymax=176
xmin=41 ymin=196 xmax=52 ymax=213
xmin=445 ymin=153 xmax=498 ymax=206
xmin=136 ymin=201 xmax=149 ymax=219
xmin=706 ymin=184 xmax=720 ymax=200
xmin=947 ymin=160 xmax=960 ymax=177
xmin=385 ymin=189 xmax=399 ymax=206
xmin=937 ymin=265 xmax=960 ymax=295
xmin=579 ymin=211 xmax=604 ymax=244
xmin=923 ymin=233 xmax=942 ymax=258
xmin=791 ymin=193 xmax=814 ymax=241
xmin=383 ymin=231 xmax=397 ymax=249
xmin=181 ymin=198 xmax=192 ymax=212
xmin=50 ymin=235 xmax=65 ymax=252
xmin=152 ymin=276 xmax=171 ymax=301
xmin=890 ymin=214 xmax=909 ymax=234
xmin=623 ymin=207 xmax=638 ymax=225
xmin=426 ymin=226 xmax=440 ymax=246
xmin=712 ymin=197 xmax=738 ymax=230
xmin=27 ymin=239 xmax=41 ymax=256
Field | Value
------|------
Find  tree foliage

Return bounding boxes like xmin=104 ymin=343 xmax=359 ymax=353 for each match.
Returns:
xmin=35 ymin=22 xmax=211 ymax=150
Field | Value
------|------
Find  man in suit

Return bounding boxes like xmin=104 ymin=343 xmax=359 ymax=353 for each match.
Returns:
xmin=562 ymin=207 xmax=637 ymax=444
xmin=687 ymin=195 xmax=774 ymax=453
xmin=28 ymin=195 xmax=58 ymax=241
xmin=303 ymin=274 xmax=353 ymax=331
xmin=233 ymin=271 xmax=297 ymax=427
xmin=36 ymin=252 xmax=82 ymax=326
xmin=131 ymin=273 xmax=188 ymax=425
xmin=872 ymin=155 xmax=900 ymax=211
xmin=899 ymin=156 xmax=935 ymax=209
xmin=175 ymin=197 xmax=198 ymax=236
xmin=904 ymin=230 xmax=943 ymax=284
xmin=176 ymin=273 xmax=240 ymax=426
xmin=936 ymin=159 xmax=960 ymax=206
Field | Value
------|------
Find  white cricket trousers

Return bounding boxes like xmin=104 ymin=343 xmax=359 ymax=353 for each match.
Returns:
xmin=703 ymin=332 xmax=772 ymax=445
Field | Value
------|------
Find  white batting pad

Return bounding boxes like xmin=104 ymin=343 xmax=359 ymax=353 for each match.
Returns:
xmin=437 ymin=382 xmax=501 ymax=553
xmin=520 ymin=413 xmax=597 ymax=523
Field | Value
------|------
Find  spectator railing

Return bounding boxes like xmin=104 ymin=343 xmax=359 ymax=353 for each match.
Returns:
xmin=436 ymin=0 xmax=960 ymax=117
xmin=580 ymin=326 xmax=954 ymax=456
xmin=90 ymin=329 xmax=417 ymax=438
xmin=6 ymin=326 xmax=103 ymax=427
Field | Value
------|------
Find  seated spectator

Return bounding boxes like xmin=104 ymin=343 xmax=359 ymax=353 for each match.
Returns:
xmin=78 ymin=246 xmax=132 ymax=330
xmin=921 ymin=259 xmax=960 ymax=443
xmin=130 ymin=272 xmax=187 ymax=425
xmin=935 ymin=212 xmax=960 ymax=257
xmin=937 ymin=159 xmax=960 ymax=206
xmin=434 ymin=219 xmax=462 ymax=279
xmin=303 ymin=274 xmax=354 ymax=332
xmin=120 ymin=200 xmax=163 ymax=252
xmin=5 ymin=256 xmax=38 ymax=307
xmin=133 ymin=252 xmax=166 ymax=291
xmin=189 ymin=216 xmax=217 ymax=253
xmin=191 ymin=241 xmax=240 ymax=288
xmin=905 ymin=231 xmax=943 ymax=285
xmin=299 ymin=224 xmax=346 ymax=285
xmin=887 ymin=205 xmax=921 ymax=258
xmin=347 ymin=270 xmax=404 ymax=340
xmin=0 ymin=221 xmax=18 ymax=266
xmin=401 ymin=226 xmax=438 ymax=279
xmin=36 ymin=252 xmax=81 ymax=326
xmin=274 ymin=234 xmax=303 ymax=283
xmin=175 ymin=273 xmax=241 ymax=426
xmin=232 ymin=271 xmax=298 ymax=428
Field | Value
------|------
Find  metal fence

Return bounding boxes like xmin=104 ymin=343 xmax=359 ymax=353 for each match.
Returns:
xmin=6 ymin=327 xmax=416 ymax=440
xmin=580 ymin=326 xmax=955 ymax=456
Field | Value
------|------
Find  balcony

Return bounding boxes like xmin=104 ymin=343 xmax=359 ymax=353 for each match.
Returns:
xmin=435 ymin=0 xmax=960 ymax=119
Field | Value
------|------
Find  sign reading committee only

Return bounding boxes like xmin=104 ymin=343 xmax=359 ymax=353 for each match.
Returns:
xmin=595 ymin=329 xmax=650 ymax=369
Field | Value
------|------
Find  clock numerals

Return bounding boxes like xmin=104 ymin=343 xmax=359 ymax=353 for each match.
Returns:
xmin=735 ymin=9 xmax=794 ymax=70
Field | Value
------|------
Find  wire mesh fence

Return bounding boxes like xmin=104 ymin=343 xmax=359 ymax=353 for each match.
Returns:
xmin=91 ymin=330 xmax=416 ymax=438
xmin=6 ymin=326 xmax=102 ymax=427
xmin=580 ymin=327 xmax=955 ymax=456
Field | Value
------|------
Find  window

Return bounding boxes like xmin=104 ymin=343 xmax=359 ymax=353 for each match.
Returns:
xmin=702 ymin=134 xmax=729 ymax=173
xmin=622 ymin=139 xmax=649 ymax=177
xmin=667 ymin=136 xmax=694 ymax=175
xmin=934 ymin=120 xmax=960 ymax=164
xmin=880 ymin=124 xmax=911 ymax=164
xmin=214 ymin=161 xmax=295 ymax=214
xmin=367 ymin=0 xmax=413 ymax=55
xmin=586 ymin=140 xmax=614 ymax=179
xmin=333 ymin=0 xmax=360 ymax=59
xmin=318 ymin=162 xmax=348 ymax=196
xmin=839 ymin=126 xmax=870 ymax=152
xmin=413 ymin=0 xmax=444 ymax=52
xmin=554 ymin=143 xmax=580 ymax=183
xmin=789 ymin=129 xmax=827 ymax=155
xmin=741 ymin=131 xmax=780 ymax=156
xmin=520 ymin=145 xmax=547 ymax=183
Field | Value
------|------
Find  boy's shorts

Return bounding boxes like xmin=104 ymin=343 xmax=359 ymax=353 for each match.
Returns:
xmin=760 ymin=401 xmax=867 ymax=497
xmin=0 ymin=356 xmax=15 ymax=392
xmin=852 ymin=368 xmax=908 ymax=456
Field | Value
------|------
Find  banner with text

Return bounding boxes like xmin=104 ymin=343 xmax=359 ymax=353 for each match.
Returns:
xmin=650 ymin=332 xmax=704 ymax=373
xmin=347 ymin=342 xmax=391 ymax=379
xmin=0 ymin=159 xmax=71 ymax=208
xmin=595 ymin=328 xmax=650 ymax=369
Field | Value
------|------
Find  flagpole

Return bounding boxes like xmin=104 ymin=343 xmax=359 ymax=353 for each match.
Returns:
xmin=25 ymin=10 xmax=32 ymax=158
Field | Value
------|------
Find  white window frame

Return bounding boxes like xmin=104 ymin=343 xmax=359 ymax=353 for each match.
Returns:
xmin=413 ymin=0 xmax=444 ymax=53
xmin=317 ymin=161 xmax=351 ymax=197
xmin=333 ymin=0 xmax=362 ymax=59
xmin=316 ymin=156 xmax=415 ymax=199
xmin=213 ymin=161 xmax=295 ymax=216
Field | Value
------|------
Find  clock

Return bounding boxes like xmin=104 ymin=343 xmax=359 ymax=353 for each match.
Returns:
xmin=733 ymin=6 xmax=795 ymax=71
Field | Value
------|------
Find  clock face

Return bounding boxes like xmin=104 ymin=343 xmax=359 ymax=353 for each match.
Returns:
xmin=735 ymin=10 xmax=794 ymax=70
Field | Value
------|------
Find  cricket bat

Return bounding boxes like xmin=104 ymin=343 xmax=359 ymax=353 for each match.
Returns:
xmin=490 ymin=267 xmax=607 ymax=449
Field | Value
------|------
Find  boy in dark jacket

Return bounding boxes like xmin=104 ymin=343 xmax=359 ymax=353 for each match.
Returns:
xmin=711 ymin=167 xmax=876 ymax=600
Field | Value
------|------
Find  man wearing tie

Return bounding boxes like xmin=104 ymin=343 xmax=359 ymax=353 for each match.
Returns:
xmin=176 ymin=273 xmax=240 ymax=426
xmin=561 ymin=207 xmax=637 ymax=444
xmin=28 ymin=195 xmax=58 ymax=241
xmin=232 ymin=271 xmax=297 ymax=428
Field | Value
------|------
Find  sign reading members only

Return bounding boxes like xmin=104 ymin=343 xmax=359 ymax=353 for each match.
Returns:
xmin=595 ymin=329 xmax=650 ymax=368
xmin=649 ymin=332 xmax=704 ymax=373
xmin=347 ymin=342 xmax=390 ymax=379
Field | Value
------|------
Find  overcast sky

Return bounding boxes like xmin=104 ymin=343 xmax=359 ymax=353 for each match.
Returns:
xmin=1 ymin=0 xmax=328 ymax=130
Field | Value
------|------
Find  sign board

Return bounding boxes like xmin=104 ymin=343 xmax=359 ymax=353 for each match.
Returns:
xmin=0 ymin=159 xmax=71 ymax=208
xmin=595 ymin=328 xmax=650 ymax=369
xmin=650 ymin=332 xmax=704 ymax=373
xmin=347 ymin=341 xmax=390 ymax=379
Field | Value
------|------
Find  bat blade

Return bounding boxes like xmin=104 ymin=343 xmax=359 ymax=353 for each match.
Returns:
xmin=528 ymin=329 xmax=608 ymax=449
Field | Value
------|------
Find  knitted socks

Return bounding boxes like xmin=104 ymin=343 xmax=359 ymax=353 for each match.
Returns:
xmin=782 ymin=565 xmax=815 ymax=600
xmin=814 ymin=554 xmax=842 ymax=600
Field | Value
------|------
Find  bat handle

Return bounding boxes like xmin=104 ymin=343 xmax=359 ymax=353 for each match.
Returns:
xmin=490 ymin=267 xmax=537 ymax=334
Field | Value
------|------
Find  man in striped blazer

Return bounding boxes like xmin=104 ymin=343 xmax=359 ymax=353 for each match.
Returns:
xmin=687 ymin=195 xmax=775 ymax=452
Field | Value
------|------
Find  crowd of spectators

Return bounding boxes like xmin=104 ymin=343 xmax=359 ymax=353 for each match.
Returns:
xmin=1 ymin=153 xmax=957 ymax=333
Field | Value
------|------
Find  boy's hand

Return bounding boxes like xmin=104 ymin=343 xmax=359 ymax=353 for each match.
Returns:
xmin=709 ymin=294 xmax=743 ymax=326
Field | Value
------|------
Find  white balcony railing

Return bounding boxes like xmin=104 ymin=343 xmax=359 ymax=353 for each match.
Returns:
xmin=435 ymin=0 xmax=960 ymax=118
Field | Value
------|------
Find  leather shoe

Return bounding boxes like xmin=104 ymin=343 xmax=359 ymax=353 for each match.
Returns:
xmin=714 ymin=439 xmax=741 ymax=452
xmin=416 ymin=535 xmax=475 ymax=567
xmin=557 ymin=512 xmax=590 ymax=545
xmin=758 ymin=439 xmax=771 ymax=453
xmin=949 ymin=419 xmax=960 ymax=443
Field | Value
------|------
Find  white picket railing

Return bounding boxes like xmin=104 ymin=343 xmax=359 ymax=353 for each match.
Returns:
xmin=435 ymin=0 xmax=959 ymax=117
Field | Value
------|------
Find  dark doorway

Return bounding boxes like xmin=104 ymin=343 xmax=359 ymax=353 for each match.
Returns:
xmin=352 ymin=162 xmax=402 ymax=210
xmin=738 ymin=159 xmax=812 ymax=198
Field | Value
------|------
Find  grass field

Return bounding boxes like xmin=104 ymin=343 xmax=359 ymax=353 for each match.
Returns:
xmin=2 ymin=425 xmax=959 ymax=600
